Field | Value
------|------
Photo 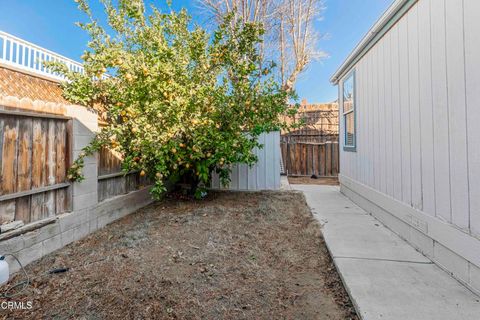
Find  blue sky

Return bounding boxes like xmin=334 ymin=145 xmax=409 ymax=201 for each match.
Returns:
xmin=0 ymin=0 xmax=392 ymax=102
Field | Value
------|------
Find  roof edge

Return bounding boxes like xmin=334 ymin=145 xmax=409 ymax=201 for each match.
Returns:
xmin=330 ymin=0 xmax=417 ymax=85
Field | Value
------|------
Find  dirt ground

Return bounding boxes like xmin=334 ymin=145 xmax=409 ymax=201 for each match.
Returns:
xmin=2 ymin=191 xmax=357 ymax=320
xmin=288 ymin=176 xmax=339 ymax=186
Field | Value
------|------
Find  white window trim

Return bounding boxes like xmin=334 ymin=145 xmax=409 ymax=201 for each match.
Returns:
xmin=342 ymin=70 xmax=356 ymax=152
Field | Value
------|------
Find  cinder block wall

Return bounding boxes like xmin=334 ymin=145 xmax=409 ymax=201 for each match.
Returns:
xmin=0 ymin=105 xmax=154 ymax=274
xmin=67 ymin=105 xmax=99 ymax=211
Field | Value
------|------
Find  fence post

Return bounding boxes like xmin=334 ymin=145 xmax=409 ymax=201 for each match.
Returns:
xmin=66 ymin=105 xmax=99 ymax=211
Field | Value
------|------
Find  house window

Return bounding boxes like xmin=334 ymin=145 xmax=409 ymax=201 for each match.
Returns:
xmin=343 ymin=71 xmax=356 ymax=151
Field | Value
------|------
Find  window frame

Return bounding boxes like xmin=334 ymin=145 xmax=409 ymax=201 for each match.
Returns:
xmin=342 ymin=70 xmax=356 ymax=152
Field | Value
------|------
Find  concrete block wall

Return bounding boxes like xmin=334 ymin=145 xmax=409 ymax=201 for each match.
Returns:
xmin=66 ymin=105 xmax=99 ymax=211
xmin=1 ymin=188 xmax=153 ymax=273
xmin=0 ymin=105 xmax=154 ymax=274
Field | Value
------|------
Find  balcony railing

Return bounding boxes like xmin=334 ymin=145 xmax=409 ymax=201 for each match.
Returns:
xmin=0 ymin=30 xmax=84 ymax=82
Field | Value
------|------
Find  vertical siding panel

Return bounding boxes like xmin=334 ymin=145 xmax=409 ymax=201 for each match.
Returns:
xmin=355 ymin=63 xmax=361 ymax=183
xmin=210 ymin=132 xmax=279 ymax=190
xmin=248 ymin=139 xmax=259 ymax=190
xmin=391 ymin=26 xmax=403 ymax=201
xmin=408 ymin=6 xmax=423 ymax=210
xmin=211 ymin=168 xmax=220 ymax=189
xmin=378 ymin=40 xmax=387 ymax=194
xmin=384 ymin=32 xmax=394 ymax=197
xmin=238 ymin=163 xmax=248 ymax=190
xmin=364 ymin=53 xmax=370 ymax=186
xmin=465 ymin=0 xmax=480 ymax=236
xmin=373 ymin=45 xmax=380 ymax=190
xmin=274 ymin=132 xmax=281 ymax=189
xmin=364 ymin=59 xmax=370 ymax=185
xmin=364 ymin=52 xmax=370 ymax=185
xmin=367 ymin=50 xmax=375 ymax=188
xmin=445 ymin=0 xmax=469 ymax=229
xmin=360 ymin=57 xmax=366 ymax=183
xmin=357 ymin=60 xmax=368 ymax=184
xmin=230 ymin=156 xmax=239 ymax=190
xmin=265 ymin=132 xmax=275 ymax=188
xmin=359 ymin=61 xmax=367 ymax=185
xmin=247 ymin=147 xmax=257 ymax=190
xmin=398 ymin=18 xmax=412 ymax=206
xmin=418 ymin=0 xmax=436 ymax=217
xmin=345 ymin=118 xmax=351 ymax=179
xmin=431 ymin=0 xmax=451 ymax=222
xmin=339 ymin=82 xmax=346 ymax=176
xmin=350 ymin=71 xmax=357 ymax=178
xmin=256 ymin=133 xmax=267 ymax=189
xmin=354 ymin=63 xmax=360 ymax=183
xmin=363 ymin=59 xmax=369 ymax=185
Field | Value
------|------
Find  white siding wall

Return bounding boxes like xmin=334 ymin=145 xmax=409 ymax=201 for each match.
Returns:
xmin=211 ymin=131 xmax=281 ymax=191
xmin=338 ymin=0 xmax=480 ymax=292
xmin=465 ymin=0 xmax=480 ymax=237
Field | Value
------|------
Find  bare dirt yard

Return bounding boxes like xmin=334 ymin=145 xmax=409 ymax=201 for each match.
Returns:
xmin=2 ymin=191 xmax=357 ymax=320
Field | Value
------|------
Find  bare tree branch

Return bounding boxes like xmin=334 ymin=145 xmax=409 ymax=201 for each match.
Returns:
xmin=197 ymin=0 xmax=327 ymax=92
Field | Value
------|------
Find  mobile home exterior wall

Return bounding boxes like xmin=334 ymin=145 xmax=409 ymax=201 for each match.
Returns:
xmin=332 ymin=0 xmax=480 ymax=294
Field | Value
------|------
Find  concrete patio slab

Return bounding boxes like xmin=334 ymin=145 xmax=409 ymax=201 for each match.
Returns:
xmin=293 ymin=184 xmax=480 ymax=320
xmin=321 ymin=214 xmax=430 ymax=263
xmin=336 ymin=258 xmax=480 ymax=320
xmin=295 ymin=185 xmax=365 ymax=214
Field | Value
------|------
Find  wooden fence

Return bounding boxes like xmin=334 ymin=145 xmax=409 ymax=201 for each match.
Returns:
xmin=0 ymin=107 xmax=149 ymax=225
xmin=282 ymin=108 xmax=339 ymax=144
xmin=281 ymin=133 xmax=338 ymax=144
xmin=0 ymin=108 xmax=72 ymax=224
xmin=281 ymin=142 xmax=339 ymax=177
xmin=97 ymin=146 xmax=147 ymax=202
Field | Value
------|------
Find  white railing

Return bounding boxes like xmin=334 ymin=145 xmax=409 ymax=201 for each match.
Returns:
xmin=0 ymin=30 xmax=84 ymax=81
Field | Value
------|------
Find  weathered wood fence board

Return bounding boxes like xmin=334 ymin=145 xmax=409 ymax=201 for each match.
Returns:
xmin=281 ymin=134 xmax=339 ymax=144
xmin=281 ymin=142 xmax=339 ymax=177
xmin=0 ymin=110 xmax=71 ymax=224
xmin=97 ymin=145 xmax=147 ymax=202
xmin=282 ymin=108 xmax=339 ymax=143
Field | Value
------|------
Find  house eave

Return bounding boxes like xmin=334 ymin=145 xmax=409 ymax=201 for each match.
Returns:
xmin=330 ymin=0 xmax=417 ymax=85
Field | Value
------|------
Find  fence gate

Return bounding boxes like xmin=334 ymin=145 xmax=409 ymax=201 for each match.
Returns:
xmin=0 ymin=108 xmax=72 ymax=224
xmin=281 ymin=141 xmax=339 ymax=177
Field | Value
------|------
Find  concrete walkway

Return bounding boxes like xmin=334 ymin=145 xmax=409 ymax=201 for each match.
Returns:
xmin=292 ymin=184 xmax=480 ymax=320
